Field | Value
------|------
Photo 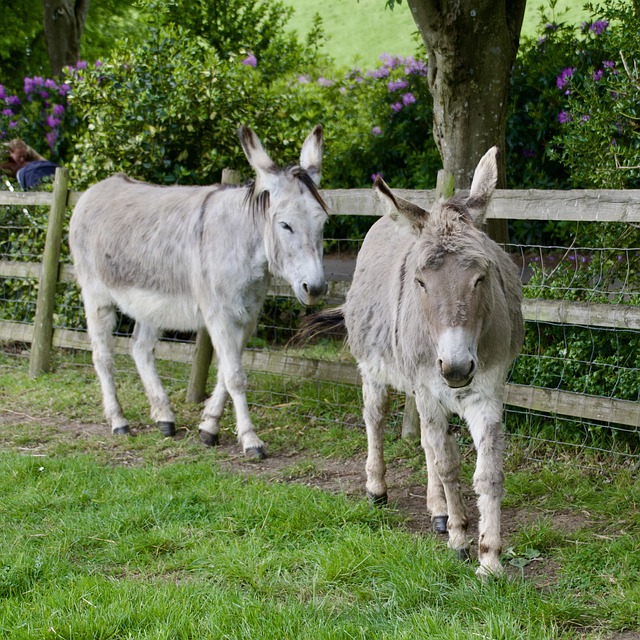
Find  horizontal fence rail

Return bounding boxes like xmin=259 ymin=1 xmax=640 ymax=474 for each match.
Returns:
xmin=1 ymin=170 xmax=639 ymax=437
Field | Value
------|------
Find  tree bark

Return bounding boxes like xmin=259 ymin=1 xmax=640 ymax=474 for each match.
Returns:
xmin=43 ymin=0 xmax=90 ymax=76
xmin=405 ymin=0 xmax=526 ymax=240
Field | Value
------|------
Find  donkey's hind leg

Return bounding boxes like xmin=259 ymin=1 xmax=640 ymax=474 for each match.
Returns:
xmin=130 ymin=321 xmax=176 ymax=436
xmin=85 ymin=299 xmax=129 ymax=434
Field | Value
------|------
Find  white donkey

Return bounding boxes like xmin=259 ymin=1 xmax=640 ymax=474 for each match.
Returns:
xmin=70 ymin=125 xmax=328 ymax=459
xmin=299 ymin=148 xmax=523 ymax=576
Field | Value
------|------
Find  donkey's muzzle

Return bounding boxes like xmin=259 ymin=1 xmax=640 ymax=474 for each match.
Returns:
xmin=299 ymin=278 xmax=328 ymax=305
xmin=438 ymin=357 xmax=476 ymax=388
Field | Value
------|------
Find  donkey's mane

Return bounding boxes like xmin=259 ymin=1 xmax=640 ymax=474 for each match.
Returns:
xmin=243 ymin=165 xmax=330 ymax=220
xmin=418 ymin=198 xmax=488 ymax=270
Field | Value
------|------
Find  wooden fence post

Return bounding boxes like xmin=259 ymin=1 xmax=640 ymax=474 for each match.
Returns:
xmin=29 ymin=167 xmax=70 ymax=377
xmin=186 ymin=168 xmax=242 ymax=403
xmin=401 ymin=168 xmax=456 ymax=439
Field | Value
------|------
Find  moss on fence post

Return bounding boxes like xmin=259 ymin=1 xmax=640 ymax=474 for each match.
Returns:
xmin=29 ymin=167 xmax=70 ymax=377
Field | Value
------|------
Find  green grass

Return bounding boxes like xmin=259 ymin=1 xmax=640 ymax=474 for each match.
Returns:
xmin=1 ymin=348 xmax=640 ymax=638
xmin=282 ymin=0 xmax=591 ymax=68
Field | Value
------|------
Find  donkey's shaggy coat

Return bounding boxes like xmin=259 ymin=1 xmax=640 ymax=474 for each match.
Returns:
xmin=70 ymin=126 xmax=327 ymax=458
xmin=302 ymin=148 xmax=523 ymax=575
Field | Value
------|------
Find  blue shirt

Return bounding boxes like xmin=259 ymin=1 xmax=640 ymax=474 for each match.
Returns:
xmin=16 ymin=160 xmax=60 ymax=190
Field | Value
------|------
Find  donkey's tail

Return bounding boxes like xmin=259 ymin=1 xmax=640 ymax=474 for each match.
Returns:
xmin=289 ymin=306 xmax=346 ymax=347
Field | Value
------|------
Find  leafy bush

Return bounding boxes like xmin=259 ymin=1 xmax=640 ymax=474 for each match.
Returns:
xmin=551 ymin=2 xmax=640 ymax=189
xmin=0 ymin=72 xmax=79 ymax=164
xmin=508 ymin=0 xmax=640 ymax=191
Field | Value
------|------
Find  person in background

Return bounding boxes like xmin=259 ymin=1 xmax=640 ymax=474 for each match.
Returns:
xmin=0 ymin=139 xmax=61 ymax=189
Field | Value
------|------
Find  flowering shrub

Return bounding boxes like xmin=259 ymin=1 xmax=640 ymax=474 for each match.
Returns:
xmin=508 ymin=0 xmax=640 ymax=191
xmin=0 ymin=71 xmax=80 ymax=167
xmin=300 ymin=52 xmax=438 ymax=191
xmin=550 ymin=3 xmax=640 ymax=189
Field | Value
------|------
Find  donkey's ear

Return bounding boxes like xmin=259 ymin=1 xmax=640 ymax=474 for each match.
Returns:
xmin=238 ymin=126 xmax=279 ymax=191
xmin=373 ymin=177 xmax=428 ymax=234
xmin=299 ymin=124 xmax=323 ymax=186
xmin=466 ymin=146 xmax=499 ymax=226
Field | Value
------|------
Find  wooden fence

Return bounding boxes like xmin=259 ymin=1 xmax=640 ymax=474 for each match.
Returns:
xmin=1 ymin=168 xmax=639 ymax=432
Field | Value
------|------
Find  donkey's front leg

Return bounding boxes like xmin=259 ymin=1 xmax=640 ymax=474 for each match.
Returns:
xmin=130 ymin=321 xmax=176 ymax=436
xmin=198 ymin=371 xmax=228 ymax=447
xmin=423 ymin=438 xmax=449 ymax=534
xmin=362 ymin=377 xmax=389 ymax=505
xmin=466 ymin=400 xmax=505 ymax=578
xmin=205 ymin=320 xmax=265 ymax=459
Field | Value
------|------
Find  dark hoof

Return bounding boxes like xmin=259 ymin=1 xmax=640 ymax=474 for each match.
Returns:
xmin=199 ymin=430 xmax=219 ymax=447
xmin=456 ymin=547 xmax=472 ymax=563
xmin=366 ymin=491 xmax=388 ymax=507
xmin=432 ymin=515 xmax=449 ymax=534
xmin=112 ymin=426 xmax=131 ymax=435
xmin=245 ymin=446 xmax=266 ymax=460
xmin=157 ymin=421 xmax=176 ymax=437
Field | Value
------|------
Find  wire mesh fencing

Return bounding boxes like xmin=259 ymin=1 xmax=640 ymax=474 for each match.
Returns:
xmin=1 ymin=185 xmax=639 ymax=464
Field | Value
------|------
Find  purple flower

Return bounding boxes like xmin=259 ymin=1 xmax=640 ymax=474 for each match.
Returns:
xmin=32 ymin=76 xmax=44 ymax=86
xmin=241 ymin=53 xmax=257 ymax=67
xmin=75 ymin=61 xmax=88 ymax=70
xmin=558 ymin=110 xmax=572 ymax=124
xmin=402 ymin=92 xmax=416 ymax=106
xmin=58 ymin=83 xmax=71 ymax=96
xmin=0 ymin=84 xmax=5 ymax=100
xmin=390 ymin=102 xmax=403 ymax=113
xmin=404 ymin=57 xmax=427 ymax=76
xmin=44 ymin=78 xmax=57 ymax=89
xmin=45 ymin=115 xmax=61 ymax=128
xmin=593 ymin=69 xmax=604 ymax=82
xmin=371 ymin=171 xmax=384 ymax=182
xmin=603 ymin=60 xmax=615 ymax=69
xmin=6 ymin=95 xmax=21 ymax=107
xmin=579 ymin=114 xmax=591 ymax=124
xmin=45 ymin=130 xmax=57 ymax=150
xmin=316 ymin=77 xmax=333 ymax=87
xmin=522 ymin=148 xmax=534 ymax=159
xmin=371 ymin=126 xmax=383 ymax=136
xmin=24 ymin=78 xmax=34 ymax=94
xmin=9 ymin=121 xmax=18 ymax=129
xmin=387 ymin=79 xmax=409 ymax=92
xmin=545 ymin=22 xmax=558 ymax=32
xmin=590 ymin=20 xmax=608 ymax=35
xmin=95 ymin=60 xmax=103 ymax=68
xmin=367 ymin=67 xmax=390 ymax=79
xmin=297 ymin=74 xmax=310 ymax=84
xmin=556 ymin=67 xmax=576 ymax=90
xmin=1 ymin=108 xmax=13 ymax=117
xmin=53 ymin=103 xmax=65 ymax=116
xmin=379 ymin=53 xmax=403 ymax=69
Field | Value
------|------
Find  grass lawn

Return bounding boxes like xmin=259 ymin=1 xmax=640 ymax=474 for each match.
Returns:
xmin=1 ymin=348 xmax=639 ymax=638
xmin=282 ymin=0 xmax=591 ymax=68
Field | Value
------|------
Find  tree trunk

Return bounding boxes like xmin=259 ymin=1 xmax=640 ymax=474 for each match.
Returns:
xmin=405 ymin=0 xmax=526 ymax=241
xmin=43 ymin=0 xmax=90 ymax=76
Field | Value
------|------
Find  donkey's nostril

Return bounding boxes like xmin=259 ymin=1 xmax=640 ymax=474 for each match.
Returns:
xmin=302 ymin=280 xmax=328 ymax=299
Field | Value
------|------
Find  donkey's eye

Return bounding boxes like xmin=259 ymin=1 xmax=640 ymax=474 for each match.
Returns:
xmin=415 ymin=278 xmax=427 ymax=291
xmin=279 ymin=222 xmax=293 ymax=233
xmin=474 ymin=275 xmax=485 ymax=288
